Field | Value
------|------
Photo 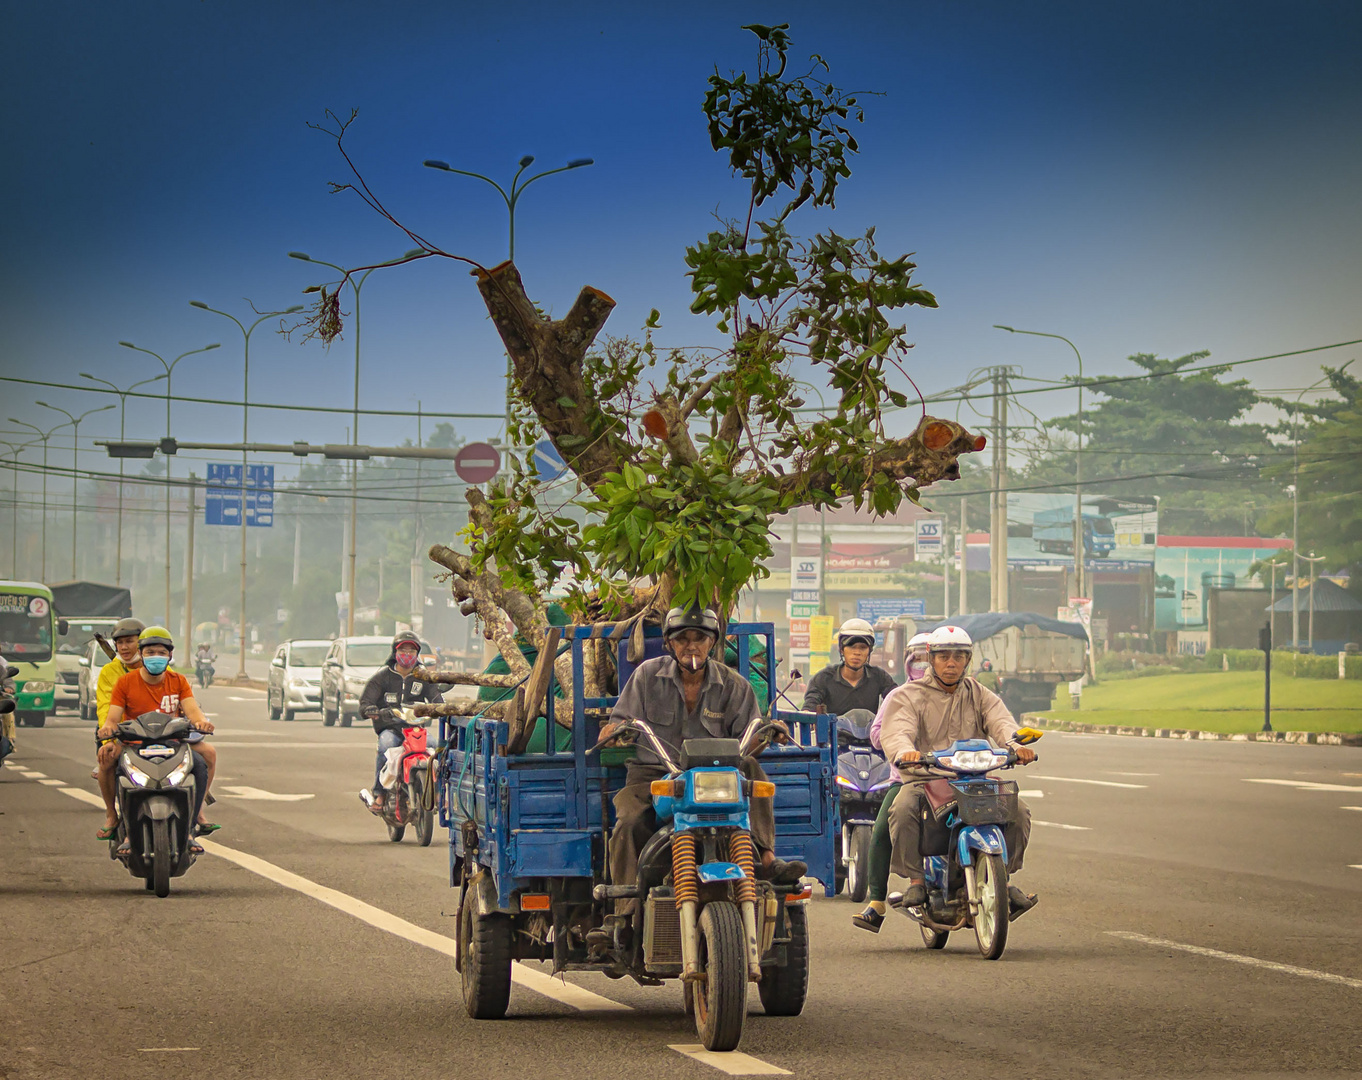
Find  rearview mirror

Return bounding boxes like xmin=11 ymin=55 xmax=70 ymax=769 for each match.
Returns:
xmin=1013 ymin=727 xmax=1045 ymax=746
xmin=79 ymin=657 xmax=90 ymax=667
xmin=58 ymin=618 xmax=69 ymax=635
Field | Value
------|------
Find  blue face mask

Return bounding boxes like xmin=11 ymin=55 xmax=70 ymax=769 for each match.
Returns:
xmin=143 ymin=655 xmax=171 ymax=675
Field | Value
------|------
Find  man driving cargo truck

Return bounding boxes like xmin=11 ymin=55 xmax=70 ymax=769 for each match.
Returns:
xmin=598 ymin=606 xmax=807 ymax=936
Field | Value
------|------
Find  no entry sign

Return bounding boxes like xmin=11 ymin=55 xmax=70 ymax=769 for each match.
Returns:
xmin=454 ymin=442 xmax=501 ymax=484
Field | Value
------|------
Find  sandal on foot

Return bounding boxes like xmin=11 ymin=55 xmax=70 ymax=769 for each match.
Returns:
xmin=195 ymin=822 xmax=221 ymax=836
xmin=189 ymin=841 xmax=204 ymax=855
xmin=115 ymin=840 xmax=132 ymax=858
xmin=96 ymin=824 xmax=119 ymax=841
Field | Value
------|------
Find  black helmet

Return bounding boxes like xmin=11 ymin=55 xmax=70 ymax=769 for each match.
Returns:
xmin=663 ymin=606 xmax=720 ymax=640
xmin=389 ymin=630 xmax=422 ymax=665
xmin=112 ymin=618 xmax=145 ymax=641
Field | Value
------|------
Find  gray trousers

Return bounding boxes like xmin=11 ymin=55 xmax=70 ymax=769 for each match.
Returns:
xmin=609 ymin=759 xmax=776 ymax=914
xmin=888 ymin=784 xmax=1031 ymax=879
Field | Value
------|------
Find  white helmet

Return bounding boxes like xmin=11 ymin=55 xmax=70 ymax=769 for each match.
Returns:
xmin=836 ymin=618 xmax=876 ymax=650
xmin=907 ymin=632 xmax=931 ymax=653
xmin=927 ymin=625 xmax=973 ymax=653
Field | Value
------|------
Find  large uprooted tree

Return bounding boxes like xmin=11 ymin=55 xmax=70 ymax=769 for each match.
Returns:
xmin=298 ymin=25 xmax=985 ymax=727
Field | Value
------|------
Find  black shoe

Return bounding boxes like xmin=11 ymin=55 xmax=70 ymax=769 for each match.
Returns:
xmin=852 ymin=906 xmax=885 ymax=933
xmin=757 ymin=857 xmax=807 ymax=885
xmin=1007 ymin=885 xmax=1038 ymax=920
xmin=896 ymin=883 xmax=927 ymax=907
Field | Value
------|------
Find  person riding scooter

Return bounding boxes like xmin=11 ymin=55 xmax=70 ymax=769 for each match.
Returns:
xmin=874 ymin=625 xmax=1037 ymax=925
xmin=802 ymin=618 xmax=898 ymax=716
xmin=598 ymin=606 xmax=806 ymax=941
xmin=97 ymin=627 xmax=217 ymax=851
xmin=359 ymin=631 xmax=445 ymax=814
xmin=855 ymin=631 xmax=932 ymax=931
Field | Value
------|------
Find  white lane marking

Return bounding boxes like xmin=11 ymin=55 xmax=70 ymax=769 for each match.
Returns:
xmin=1343 ymin=806 xmax=1362 ymax=813
xmin=38 ymin=778 xmax=65 ymax=787
xmin=1243 ymin=779 xmax=1362 ymax=793
xmin=670 ymin=1045 xmax=791 ymax=1075
xmin=1105 ymin=771 xmax=1158 ymax=777
xmin=209 ymin=741 xmax=367 ymax=749
xmin=1351 ymin=865 xmax=1362 ymax=871
xmin=1107 ymin=932 xmax=1362 ymax=990
xmin=59 ymin=787 xmax=105 ymax=808
xmin=139 ymin=1048 xmax=200 ymax=1053
xmin=227 ymin=694 xmax=266 ymax=701
xmin=199 ymin=839 xmax=630 ymax=1013
xmin=215 ymin=785 xmax=314 ymax=802
xmin=1031 ymin=775 xmax=1147 ymax=789
xmin=1033 ymin=820 xmax=1091 ymax=831
xmin=18 ymin=769 xmax=47 ymax=778
xmin=1019 ymin=789 xmax=1044 ymax=798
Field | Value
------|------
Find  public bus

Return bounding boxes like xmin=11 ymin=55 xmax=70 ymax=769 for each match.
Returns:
xmin=0 ymin=581 xmax=66 ymax=727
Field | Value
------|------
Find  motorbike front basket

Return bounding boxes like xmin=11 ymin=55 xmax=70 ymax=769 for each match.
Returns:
xmin=949 ymin=777 xmax=1019 ymax=826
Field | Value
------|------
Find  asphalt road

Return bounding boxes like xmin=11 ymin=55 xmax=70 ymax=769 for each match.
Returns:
xmin=4 ymin=687 xmax=1361 ymax=1079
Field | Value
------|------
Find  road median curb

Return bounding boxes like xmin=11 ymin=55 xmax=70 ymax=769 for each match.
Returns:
xmin=1023 ymin=715 xmax=1362 ymax=747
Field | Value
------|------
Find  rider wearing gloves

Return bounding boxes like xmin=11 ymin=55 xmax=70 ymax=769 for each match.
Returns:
xmin=801 ymin=618 xmax=897 ymax=715
xmin=602 ymin=606 xmax=807 ymax=928
xmin=867 ymin=626 xmax=1037 ymax=929
xmin=359 ymin=631 xmax=444 ymax=813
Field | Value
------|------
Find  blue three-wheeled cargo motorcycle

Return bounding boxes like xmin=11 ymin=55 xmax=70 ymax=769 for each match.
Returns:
xmin=437 ymin=622 xmax=837 ymax=1051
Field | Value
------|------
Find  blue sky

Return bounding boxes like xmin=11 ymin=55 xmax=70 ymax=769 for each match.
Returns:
xmin=3 ymin=0 xmax=1360 ymax=477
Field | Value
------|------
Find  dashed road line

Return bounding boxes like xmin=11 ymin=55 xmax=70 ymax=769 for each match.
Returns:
xmin=215 ymin=785 xmax=314 ymax=802
xmin=1033 ymin=820 xmax=1090 ymax=831
xmin=1019 ymin=789 xmax=1044 ymax=798
xmin=59 ymin=786 xmax=105 ymax=808
xmin=1342 ymin=806 xmax=1362 ymax=813
xmin=1243 ymin=779 xmax=1362 ymax=793
xmin=670 ymin=1046 xmax=791 ymax=1075
xmin=1031 ymin=775 xmax=1147 ymax=789
xmin=37 ymin=778 xmax=65 ymax=786
xmin=1108 ymin=931 xmax=1362 ymax=990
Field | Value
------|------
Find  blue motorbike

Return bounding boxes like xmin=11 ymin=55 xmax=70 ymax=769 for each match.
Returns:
xmin=889 ymin=731 xmax=1041 ymax=959
xmin=834 ymin=709 xmax=893 ymax=902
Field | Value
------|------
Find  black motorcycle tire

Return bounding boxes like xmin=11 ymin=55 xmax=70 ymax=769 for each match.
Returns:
xmin=387 ymin=817 xmax=406 ymax=842
xmin=847 ymin=825 xmax=871 ymax=904
xmin=757 ymin=902 xmax=809 ymax=1017
xmin=460 ymin=895 xmax=513 ymax=1019
xmin=151 ymin=818 xmax=172 ymax=898
xmin=694 ymin=901 xmax=747 ymax=1051
xmin=973 ymin=852 xmax=1009 ymax=960
xmin=920 ymin=924 xmax=949 ymax=949
xmin=411 ymin=770 xmax=434 ymax=847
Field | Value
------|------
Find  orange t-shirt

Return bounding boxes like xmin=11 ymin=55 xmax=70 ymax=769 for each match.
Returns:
xmin=110 ymin=668 xmax=194 ymax=719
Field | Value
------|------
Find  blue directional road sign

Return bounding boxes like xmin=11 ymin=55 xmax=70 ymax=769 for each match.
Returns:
xmin=205 ymin=463 xmax=274 ymax=527
xmin=531 ymin=439 xmax=567 ymax=482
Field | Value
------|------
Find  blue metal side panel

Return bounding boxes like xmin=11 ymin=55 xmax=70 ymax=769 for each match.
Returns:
xmin=509 ymin=830 xmax=595 ymax=879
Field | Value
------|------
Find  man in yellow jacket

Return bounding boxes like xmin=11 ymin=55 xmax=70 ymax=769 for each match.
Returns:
xmin=95 ymin=618 xmax=144 ymax=727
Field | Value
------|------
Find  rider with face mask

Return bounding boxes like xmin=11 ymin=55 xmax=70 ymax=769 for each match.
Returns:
xmin=359 ymin=631 xmax=445 ymax=813
xmin=876 ymin=625 xmax=1037 ymax=920
xmin=801 ymin=618 xmax=898 ymax=716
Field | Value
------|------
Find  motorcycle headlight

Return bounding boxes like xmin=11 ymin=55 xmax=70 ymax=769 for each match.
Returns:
xmin=945 ymin=749 xmax=1001 ymax=772
xmin=690 ymin=770 xmax=742 ymax=804
xmin=166 ymin=759 xmax=193 ymax=786
xmin=124 ymin=764 xmax=151 ymax=787
xmin=835 ymin=775 xmax=857 ymax=789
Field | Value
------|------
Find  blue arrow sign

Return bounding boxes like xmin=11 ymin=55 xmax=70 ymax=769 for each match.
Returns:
xmin=531 ymin=439 xmax=567 ymax=482
xmin=205 ymin=463 xmax=274 ymax=527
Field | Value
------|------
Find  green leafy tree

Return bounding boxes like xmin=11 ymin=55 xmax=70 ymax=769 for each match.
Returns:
xmin=300 ymin=25 xmax=985 ymax=712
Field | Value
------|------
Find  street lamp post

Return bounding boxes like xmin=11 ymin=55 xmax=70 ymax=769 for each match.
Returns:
xmin=287 ymin=252 xmax=417 ymax=636
xmin=79 ymin=372 xmax=167 ymax=585
xmin=34 ymin=402 xmax=116 ymax=579
xmin=995 ymin=325 xmax=1086 ymax=598
xmin=1301 ymin=552 xmax=1327 ymax=652
xmin=1 ymin=438 xmax=40 ymax=577
xmin=423 ymin=154 xmax=593 ymax=446
xmin=118 ymin=341 xmax=221 ymax=628
xmin=189 ymin=302 xmax=303 ymax=682
xmin=7 ymin=418 xmax=78 ymax=582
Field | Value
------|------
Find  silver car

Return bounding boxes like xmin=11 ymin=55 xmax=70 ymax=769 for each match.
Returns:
xmin=266 ymin=639 xmax=331 ymax=722
xmin=77 ymin=640 xmax=114 ymax=721
xmin=318 ymin=636 xmax=391 ymax=728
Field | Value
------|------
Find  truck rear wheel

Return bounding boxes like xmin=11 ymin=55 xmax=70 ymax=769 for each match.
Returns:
xmin=758 ymin=903 xmax=809 ymax=1016
xmin=460 ymin=896 xmax=513 ymax=1019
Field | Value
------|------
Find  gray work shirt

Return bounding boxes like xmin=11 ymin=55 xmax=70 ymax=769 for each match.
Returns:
xmin=610 ymin=654 xmax=760 ymax=767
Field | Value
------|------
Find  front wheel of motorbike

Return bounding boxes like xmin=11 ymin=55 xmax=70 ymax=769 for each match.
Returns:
xmin=757 ymin=901 xmax=808 ymax=1016
xmin=973 ymin=852 xmax=1009 ymax=960
xmin=847 ymin=824 xmax=871 ymax=904
xmin=411 ymin=770 xmax=434 ymax=847
xmin=694 ymin=901 xmax=748 ymax=1051
xmin=386 ymin=816 xmax=406 ymax=842
xmin=460 ymin=896 xmax=513 ymax=1019
xmin=920 ymin=923 xmax=949 ymax=950
xmin=151 ymin=817 xmax=172 ymax=898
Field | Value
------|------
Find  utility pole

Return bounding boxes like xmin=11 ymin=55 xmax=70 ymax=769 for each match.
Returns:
xmin=184 ymin=473 xmax=196 ymax=647
xmin=958 ymin=495 xmax=968 ymax=616
xmin=818 ymin=506 xmax=828 ymax=617
xmin=989 ymin=367 xmax=1010 ymax=612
